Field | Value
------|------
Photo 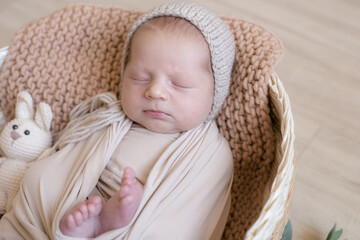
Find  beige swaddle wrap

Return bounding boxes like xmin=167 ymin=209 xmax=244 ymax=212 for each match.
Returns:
xmin=0 ymin=102 xmax=233 ymax=239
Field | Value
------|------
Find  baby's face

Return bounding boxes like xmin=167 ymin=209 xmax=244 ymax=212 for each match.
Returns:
xmin=121 ymin=26 xmax=214 ymax=133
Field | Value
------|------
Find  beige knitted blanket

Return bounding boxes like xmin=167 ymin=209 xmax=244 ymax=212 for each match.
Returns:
xmin=0 ymin=4 xmax=283 ymax=239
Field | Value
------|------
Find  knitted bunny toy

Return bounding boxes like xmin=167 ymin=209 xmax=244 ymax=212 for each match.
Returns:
xmin=0 ymin=91 xmax=53 ymax=214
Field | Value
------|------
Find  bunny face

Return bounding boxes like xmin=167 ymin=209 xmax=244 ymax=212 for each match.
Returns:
xmin=0 ymin=91 xmax=53 ymax=162
xmin=0 ymin=118 xmax=52 ymax=161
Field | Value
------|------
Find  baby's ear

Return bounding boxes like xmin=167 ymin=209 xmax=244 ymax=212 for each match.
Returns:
xmin=35 ymin=102 xmax=53 ymax=131
xmin=15 ymin=91 xmax=34 ymax=120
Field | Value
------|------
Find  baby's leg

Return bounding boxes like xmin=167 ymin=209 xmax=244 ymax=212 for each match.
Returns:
xmin=98 ymin=167 xmax=143 ymax=233
xmin=59 ymin=167 xmax=143 ymax=237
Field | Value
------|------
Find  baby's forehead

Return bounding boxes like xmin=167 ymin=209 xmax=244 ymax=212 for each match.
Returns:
xmin=128 ymin=18 xmax=212 ymax=74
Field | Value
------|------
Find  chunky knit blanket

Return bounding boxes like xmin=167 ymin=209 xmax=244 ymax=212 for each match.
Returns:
xmin=0 ymin=4 xmax=283 ymax=239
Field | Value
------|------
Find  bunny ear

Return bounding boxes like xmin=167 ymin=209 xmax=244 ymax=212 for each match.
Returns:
xmin=0 ymin=109 xmax=6 ymax=130
xmin=16 ymin=91 xmax=34 ymax=119
xmin=35 ymin=102 xmax=53 ymax=131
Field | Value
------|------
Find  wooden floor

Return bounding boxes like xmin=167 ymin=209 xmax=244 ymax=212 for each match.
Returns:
xmin=1 ymin=0 xmax=359 ymax=239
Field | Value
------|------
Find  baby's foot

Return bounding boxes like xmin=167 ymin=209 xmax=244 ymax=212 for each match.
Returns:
xmin=59 ymin=167 xmax=143 ymax=237
xmin=59 ymin=195 xmax=103 ymax=237
xmin=98 ymin=167 xmax=143 ymax=233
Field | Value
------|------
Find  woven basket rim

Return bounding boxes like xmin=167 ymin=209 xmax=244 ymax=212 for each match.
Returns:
xmin=245 ymin=73 xmax=295 ymax=239
xmin=0 ymin=46 xmax=8 ymax=70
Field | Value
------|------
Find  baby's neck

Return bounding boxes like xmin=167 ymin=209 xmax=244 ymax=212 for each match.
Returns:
xmin=132 ymin=122 xmax=182 ymax=136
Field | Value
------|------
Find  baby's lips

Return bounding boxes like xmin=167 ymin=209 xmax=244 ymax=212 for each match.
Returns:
xmin=143 ymin=110 xmax=170 ymax=118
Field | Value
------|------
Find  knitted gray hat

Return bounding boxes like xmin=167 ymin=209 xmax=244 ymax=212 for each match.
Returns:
xmin=121 ymin=2 xmax=235 ymax=120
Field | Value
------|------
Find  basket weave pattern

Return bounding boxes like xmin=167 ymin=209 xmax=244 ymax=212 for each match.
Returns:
xmin=0 ymin=5 xmax=292 ymax=239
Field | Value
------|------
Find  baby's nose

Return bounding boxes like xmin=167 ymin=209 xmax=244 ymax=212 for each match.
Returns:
xmin=145 ymin=81 xmax=168 ymax=100
xmin=11 ymin=131 xmax=22 ymax=140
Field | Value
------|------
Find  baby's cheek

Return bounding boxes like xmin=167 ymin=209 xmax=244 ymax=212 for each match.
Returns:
xmin=122 ymin=102 xmax=133 ymax=118
xmin=198 ymin=98 xmax=213 ymax=117
xmin=180 ymin=106 xmax=208 ymax=130
xmin=121 ymin=98 xmax=131 ymax=116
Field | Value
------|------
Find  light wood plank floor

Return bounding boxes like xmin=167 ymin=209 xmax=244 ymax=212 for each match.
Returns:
xmin=1 ymin=0 xmax=359 ymax=239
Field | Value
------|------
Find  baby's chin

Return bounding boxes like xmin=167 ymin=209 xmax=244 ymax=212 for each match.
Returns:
xmin=126 ymin=111 xmax=210 ymax=134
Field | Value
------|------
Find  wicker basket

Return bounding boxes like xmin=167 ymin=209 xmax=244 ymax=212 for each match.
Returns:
xmin=0 ymin=5 xmax=295 ymax=239
xmin=0 ymin=47 xmax=295 ymax=240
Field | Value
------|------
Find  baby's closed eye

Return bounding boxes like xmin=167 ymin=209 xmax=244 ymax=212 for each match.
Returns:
xmin=130 ymin=75 xmax=150 ymax=83
xmin=170 ymin=80 xmax=193 ymax=89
